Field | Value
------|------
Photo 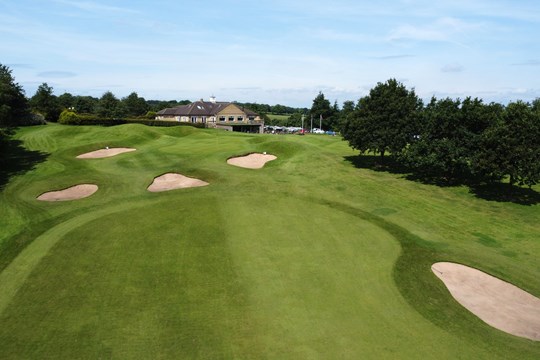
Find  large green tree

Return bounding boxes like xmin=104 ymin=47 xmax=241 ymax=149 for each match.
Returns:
xmin=30 ymin=83 xmax=61 ymax=122
xmin=310 ymin=92 xmax=337 ymax=130
xmin=57 ymin=92 xmax=75 ymax=110
xmin=338 ymin=100 xmax=355 ymax=132
xmin=473 ymin=101 xmax=540 ymax=187
xmin=342 ymin=79 xmax=422 ymax=159
xmin=0 ymin=64 xmax=31 ymax=127
xmin=74 ymin=96 xmax=98 ymax=114
xmin=122 ymin=92 xmax=149 ymax=117
xmin=401 ymin=97 xmax=501 ymax=183
xmin=96 ymin=91 xmax=126 ymax=118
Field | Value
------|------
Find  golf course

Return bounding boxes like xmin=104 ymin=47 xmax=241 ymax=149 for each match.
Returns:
xmin=0 ymin=123 xmax=538 ymax=359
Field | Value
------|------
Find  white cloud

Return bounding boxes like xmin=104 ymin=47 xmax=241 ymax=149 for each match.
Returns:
xmin=511 ymin=60 xmax=540 ymax=66
xmin=38 ymin=71 xmax=78 ymax=78
xmin=387 ymin=17 xmax=484 ymax=46
xmin=441 ymin=63 xmax=464 ymax=73
xmin=53 ymin=0 xmax=140 ymax=15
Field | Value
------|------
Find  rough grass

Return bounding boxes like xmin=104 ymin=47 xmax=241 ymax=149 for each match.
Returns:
xmin=0 ymin=123 xmax=538 ymax=359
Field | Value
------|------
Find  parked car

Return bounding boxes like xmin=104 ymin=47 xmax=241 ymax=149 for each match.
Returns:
xmin=312 ymin=128 xmax=325 ymax=134
xmin=325 ymin=130 xmax=336 ymax=136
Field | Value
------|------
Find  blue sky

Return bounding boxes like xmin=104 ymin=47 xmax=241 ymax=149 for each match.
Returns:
xmin=1 ymin=0 xmax=539 ymax=107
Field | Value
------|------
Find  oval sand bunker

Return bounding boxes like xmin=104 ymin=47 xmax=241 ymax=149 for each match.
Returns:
xmin=432 ymin=262 xmax=540 ymax=341
xmin=227 ymin=153 xmax=276 ymax=169
xmin=77 ymin=147 xmax=136 ymax=159
xmin=37 ymin=184 xmax=98 ymax=201
xmin=147 ymin=173 xmax=209 ymax=192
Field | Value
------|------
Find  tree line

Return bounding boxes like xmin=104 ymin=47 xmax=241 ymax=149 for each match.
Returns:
xmin=0 ymin=63 xmax=193 ymax=126
xmin=341 ymin=79 xmax=540 ymax=188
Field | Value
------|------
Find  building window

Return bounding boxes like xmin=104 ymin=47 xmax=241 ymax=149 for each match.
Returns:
xmin=237 ymin=116 xmax=244 ymax=121
xmin=201 ymin=116 xmax=207 ymax=123
xmin=219 ymin=116 xmax=226 ymax=122
xmin=228 ymin=116 xmax=235 ymax=122
xmin=248 ymin=116 xmax=255 ymax=121
xmin=191 ymin=116 xmax=197 ymax=123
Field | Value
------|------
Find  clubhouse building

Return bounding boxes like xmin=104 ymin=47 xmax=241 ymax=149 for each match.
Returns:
xmin=156 ymin=97 xmax=263 ymax=133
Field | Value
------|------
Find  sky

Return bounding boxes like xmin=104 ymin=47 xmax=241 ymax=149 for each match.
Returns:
xmin=1 ymin=0 xmax=539 ymax=107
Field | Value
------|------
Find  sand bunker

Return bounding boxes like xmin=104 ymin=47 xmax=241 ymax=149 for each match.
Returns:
xmin=37 ymin=184 xmax=98 ymax=201
xmin=227 ymin=153 xmax=277 ymax=169
xmin=147 ymin=173 xmax=209 ymax=192
xmin=77 ymin=147 xmax=136 ymax=159
xmin=432 ymin=262 xmax=540 ymax=341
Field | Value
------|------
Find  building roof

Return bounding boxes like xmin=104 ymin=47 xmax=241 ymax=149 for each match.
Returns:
xmin=157 ymin=100 xmax=258 ymax=117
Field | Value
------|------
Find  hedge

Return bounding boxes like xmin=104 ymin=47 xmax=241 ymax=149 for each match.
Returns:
xmin=58 ymin=110 xmax=206 ymax=128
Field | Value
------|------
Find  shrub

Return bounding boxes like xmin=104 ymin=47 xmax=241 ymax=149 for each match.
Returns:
xmin=58 ymin=110 xmax=80 ymax=125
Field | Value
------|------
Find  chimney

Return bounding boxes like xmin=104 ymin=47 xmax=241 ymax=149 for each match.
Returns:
xmin=209 ymin=95 xmax=216 ymax=103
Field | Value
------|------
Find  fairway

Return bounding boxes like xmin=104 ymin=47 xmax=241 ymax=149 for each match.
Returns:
xmin=0 ymin=124 xmax=539 ymax=358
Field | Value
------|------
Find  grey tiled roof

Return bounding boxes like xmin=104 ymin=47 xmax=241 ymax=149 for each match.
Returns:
xmin=157 ymin=100 xmax=258 ymax=116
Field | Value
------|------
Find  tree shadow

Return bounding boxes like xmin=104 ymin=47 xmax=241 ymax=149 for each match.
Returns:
xmin=469 ymin=183 xmax=540 ymax=206
xmin=343 ymin=154 xmax=409 ymax=175
xmin=344 ymin=154 xmax=540 ymax=205
xmin=0 ymin=128 xmax=49 ymax=191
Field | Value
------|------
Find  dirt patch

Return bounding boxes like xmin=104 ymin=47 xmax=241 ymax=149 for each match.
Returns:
xmin=37 ymin=184 xmax=98 ymax=201
xmin=147 ymin=173 xmax=209 ymax=192
xmin=432 ymin=262 xmax=540 ymax=341
xmin=227 ymin=153 xmax=277 ymax=169
xmin=77 ymin=147 xmax=136 ymax=159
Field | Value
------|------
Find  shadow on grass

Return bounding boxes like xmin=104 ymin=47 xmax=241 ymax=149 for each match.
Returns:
xmin=344 ymin=154 xmax=540 ymax=205
xmin=0 ymin=128 xmax=48 ymax=191
xmin=469 ymin=183 xmax=540 ymax=206
xmin=343 ymin=154 xmax=409 ymax=175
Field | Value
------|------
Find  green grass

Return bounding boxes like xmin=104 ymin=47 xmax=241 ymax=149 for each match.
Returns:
xmin=266 ymin=113 xmax=291 ymax=122
xmin=0 ymin=123 xmax=539 ymax=358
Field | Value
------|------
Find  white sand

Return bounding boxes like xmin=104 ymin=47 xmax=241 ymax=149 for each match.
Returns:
xmin=147 ymin=173 xmax=209 ymax=192
xmin=76 ymin=147 xmax=136 ymax=159
xmin=37 ymin=184 xmax=98 ymax=201
xmin=432 ymin=262 xmax=540 ymax=341
xmin=227 ymin=153 xmax=277 ymax=169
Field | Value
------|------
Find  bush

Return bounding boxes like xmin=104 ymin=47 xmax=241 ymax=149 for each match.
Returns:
xmin=58 ymin=110 xmax=80 ymax=125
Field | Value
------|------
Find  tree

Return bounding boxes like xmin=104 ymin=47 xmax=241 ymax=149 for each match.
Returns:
xmin=96 ymin=91 xmax=125 ymax=118
xmin=401 ymin=97 xmax=502 ymax=183
xmin=58 ymin=92 xmax=75 ymax=110
xmin=74 ymin=96 xmax=98 ymax=114
xmin=338 ymin=100 xmax=355 ymax=132
xmin=342 ymin=79 xmax=422 ymax=160
xmin=310 ymin=92 xmax=337 ymax=130
xmin=401 ymin=97 xmax=468 ymax=181
xmin=0 ymin=63 xmax=31 ymax=127
xmin=122 ymin=92 xmax=148 ymax=117
xmin=473 ymin=101 xmax=540 ymax=187
xmin=30 ymin=83 xmax=61 ymax=122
